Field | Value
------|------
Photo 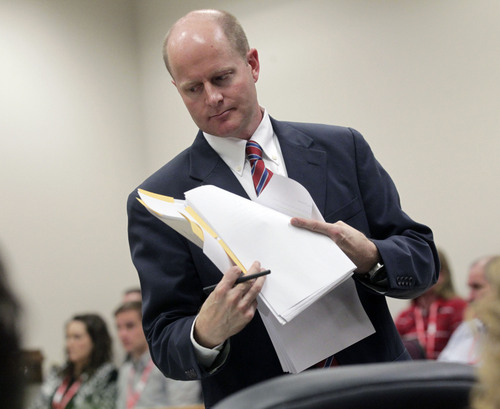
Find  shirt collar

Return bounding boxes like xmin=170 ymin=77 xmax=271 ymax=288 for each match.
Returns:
xmin=203 ymin=109 xmax=277 ymax=175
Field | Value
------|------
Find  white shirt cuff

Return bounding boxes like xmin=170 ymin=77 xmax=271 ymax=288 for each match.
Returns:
xmin=190 ymin=315 xmax=224 ymax=368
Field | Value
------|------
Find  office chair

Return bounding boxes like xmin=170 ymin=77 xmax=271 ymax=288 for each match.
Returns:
xmin=213 ymin=361 xmax=476 ymax=409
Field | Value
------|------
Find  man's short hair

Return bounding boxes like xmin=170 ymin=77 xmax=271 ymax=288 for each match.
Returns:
xmin=114 ymin=300 xmax=142 ymax=317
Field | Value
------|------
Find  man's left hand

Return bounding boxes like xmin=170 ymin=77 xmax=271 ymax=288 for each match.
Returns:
xmin=290 ymin=217 xmax=379 ymax=274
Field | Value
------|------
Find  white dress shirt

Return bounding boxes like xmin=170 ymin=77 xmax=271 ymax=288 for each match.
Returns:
xmin=117 ymin=351 xmax=202 ymax=408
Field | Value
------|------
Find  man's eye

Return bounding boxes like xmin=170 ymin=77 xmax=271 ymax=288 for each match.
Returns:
xmin=214 ymin=73 xmax=231 ymax=83
xmin=187 ymin=85 xmax=201 ymax=93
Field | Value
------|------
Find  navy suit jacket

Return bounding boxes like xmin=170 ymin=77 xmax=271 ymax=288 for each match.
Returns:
xmin=127 ymin=118 xmax=439 ymax=408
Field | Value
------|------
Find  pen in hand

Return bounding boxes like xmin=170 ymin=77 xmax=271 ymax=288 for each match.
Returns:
xmin=203 ymin=269 xmax=271 ymax=294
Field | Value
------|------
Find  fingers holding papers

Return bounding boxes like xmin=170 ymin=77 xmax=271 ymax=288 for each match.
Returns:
xmin=194 ymin=262 xmax=266 ymax=348
xmin=290 ymin=217 xmax=379 ymax=274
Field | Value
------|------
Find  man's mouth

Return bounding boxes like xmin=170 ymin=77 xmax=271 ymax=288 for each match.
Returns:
xmin=210 ymin=108 xmax=233 ymax=119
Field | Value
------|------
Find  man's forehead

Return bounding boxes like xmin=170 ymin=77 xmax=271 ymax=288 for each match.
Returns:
xmin=469 ymin=265 xmax=486 ymax=280
xmin=168 ymin=31 xmax=230 ymax=77
xmin=468 ymin=271 xmax=487 ymax=287
xmin=117 ymin=310 xmax=140 ymax=320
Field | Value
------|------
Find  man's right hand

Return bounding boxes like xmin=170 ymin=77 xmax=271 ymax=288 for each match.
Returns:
xmin=193 ymin=261 xmax=266 ymax=348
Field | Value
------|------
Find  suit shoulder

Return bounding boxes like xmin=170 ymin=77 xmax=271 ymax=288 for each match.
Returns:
xmin=282 ymin=120 xmax=350 ymax=133
xmin=275 ymin=120 xmax=369 ymax=153
xmin=129 ymin=147 xmax=193 ymax=200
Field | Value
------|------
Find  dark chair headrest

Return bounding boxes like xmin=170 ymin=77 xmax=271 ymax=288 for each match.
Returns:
xmin=213 ymin=361 xmax=476 ymax=409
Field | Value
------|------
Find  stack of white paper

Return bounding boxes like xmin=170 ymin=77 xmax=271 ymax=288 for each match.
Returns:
xmin=184 ymin=185 xmax=355 ymax=323
xmin=137 ymin=181 xmax=375 ymax=373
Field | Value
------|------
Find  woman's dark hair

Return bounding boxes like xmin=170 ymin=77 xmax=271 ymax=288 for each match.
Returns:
xmin=63 ymin=313 xmax=112 ymax=378
xmin=0 ymin=249 xmax=23 ymax=409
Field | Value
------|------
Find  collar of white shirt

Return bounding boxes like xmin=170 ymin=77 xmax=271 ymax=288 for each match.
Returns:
xmin=203 ymin=109 xmax=285 ymax=177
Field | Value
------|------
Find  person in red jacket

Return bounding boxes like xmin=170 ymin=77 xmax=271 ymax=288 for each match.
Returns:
xmin=395 ymin=248 xmax=467 ymax=359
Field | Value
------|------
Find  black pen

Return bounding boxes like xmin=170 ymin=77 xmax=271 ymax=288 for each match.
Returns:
xmin=203 ymin=269 xmax=271 ymax=294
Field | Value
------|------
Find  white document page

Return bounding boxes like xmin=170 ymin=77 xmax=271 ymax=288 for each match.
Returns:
xmin=258 ymin=279 xmax=374 ymax=373
xmin=185 ymin=185 xmax=356 ymax=322
xmin=255 ymin=173 xmax=324 ymax=221
xmin=255 ymin=176 xmax=374 ymax=372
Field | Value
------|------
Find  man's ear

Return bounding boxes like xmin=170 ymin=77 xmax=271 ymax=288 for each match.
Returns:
xmin=247 ymin=48 xmax=260 ymax=83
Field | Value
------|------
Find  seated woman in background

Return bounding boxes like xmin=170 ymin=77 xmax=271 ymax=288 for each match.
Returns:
xmin=395 ymin=248 xmax=467 ymax=359
xmin=472 ymin=256 xmax=500 ymax=409
xmin=28 ymin=313 xmax=117 ymax=409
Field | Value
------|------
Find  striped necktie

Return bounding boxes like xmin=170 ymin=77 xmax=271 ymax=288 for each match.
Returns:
xmin=313 ymin=355 xmax=339 ymax=368
xmin=246 ymin=140 xmax=273 ymax=196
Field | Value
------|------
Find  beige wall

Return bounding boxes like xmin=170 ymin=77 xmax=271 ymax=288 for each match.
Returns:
xmin=0 ymin=0 xmax=145 ymax=369
xmin=1 ymin=0 xmax=499 ymax=373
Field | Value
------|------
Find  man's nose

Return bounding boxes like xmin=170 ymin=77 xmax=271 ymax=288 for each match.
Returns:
xmin=205 ymin=84 xmax=223 ymax=106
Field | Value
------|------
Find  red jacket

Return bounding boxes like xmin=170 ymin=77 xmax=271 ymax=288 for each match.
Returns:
xmin=396 ymin=297 xmax=467 ymax=359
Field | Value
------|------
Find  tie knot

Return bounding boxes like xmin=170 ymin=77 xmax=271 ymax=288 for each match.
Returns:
xmin=246 ymin=140 xmax=263 ymax=163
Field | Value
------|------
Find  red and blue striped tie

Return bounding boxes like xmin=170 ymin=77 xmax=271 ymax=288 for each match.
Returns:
xmin=246 ymin=140 xmax=273 ymax=196
xmin=313 ymin=355 xmax=339 ymax=368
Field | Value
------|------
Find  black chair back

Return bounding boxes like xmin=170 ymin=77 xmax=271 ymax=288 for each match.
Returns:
xmin=213 ymin=361 xmax=476 ymax=409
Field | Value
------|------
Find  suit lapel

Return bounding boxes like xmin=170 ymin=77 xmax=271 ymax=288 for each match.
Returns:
xmin=271 ymin=118 xmax=327 ymax=216
xmin=188 ymin=131 xmax=249 ymax=198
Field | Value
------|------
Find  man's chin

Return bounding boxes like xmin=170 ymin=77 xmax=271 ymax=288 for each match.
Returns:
xmin=205 ymin=126 xmax=239 ymax=139
xmin=203 ymin=114 xmax=242 ymax=137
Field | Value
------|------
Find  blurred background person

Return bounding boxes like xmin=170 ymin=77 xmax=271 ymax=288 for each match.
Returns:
xmin=119 ymin=288 xmax=142 ymax=363
xmin=439 ymin=255 xmax=496 ymax=365
xmin=471 ymin=256 xmax=500 ymax=409
xmin=0 ymin=247 xmax=23 ymax=409
xmin=395 ymin=248 xmax=467 ymax=359
xmin=28 ymin=313 xmax=117 ymax=409
xmin=122 ymin=288 xmax=142 ymax=304
xmin=467 ymin=256 xmax=495 ymax=304
xmin=115 ymin=301 xmax=202 ymax=408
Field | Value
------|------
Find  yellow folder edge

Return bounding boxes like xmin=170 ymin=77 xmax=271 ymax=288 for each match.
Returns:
xmin=136 ymin=198 xmax=205 ymax=246
xmin=185 ymin=206 xmax=247 ymax=274
xmin=217 ymin=239 xmax=247 ymax=274
xmin=179 ymin=213 xmax=205 ymax=244
xmin=138 ymin=188 xmax=175 ymax=203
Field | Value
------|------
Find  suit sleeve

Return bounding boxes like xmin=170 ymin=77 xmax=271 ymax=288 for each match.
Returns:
xmin=348 ymin=128 xmax=440 ymax=298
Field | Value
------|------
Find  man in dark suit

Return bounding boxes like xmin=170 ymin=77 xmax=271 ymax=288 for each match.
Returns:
xmin=127 ymin=9 xmax=440 ymax=408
